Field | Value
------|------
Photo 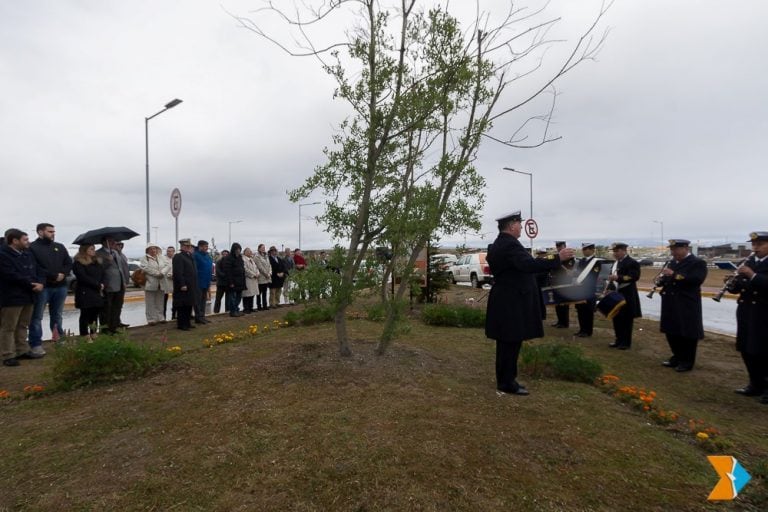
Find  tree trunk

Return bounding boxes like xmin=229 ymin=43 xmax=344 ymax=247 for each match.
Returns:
xmin=335 ymin=306 xmax=352 ymax=357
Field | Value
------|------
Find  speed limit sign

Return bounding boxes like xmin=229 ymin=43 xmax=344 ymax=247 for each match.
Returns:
xmin=524 ymin=218 xmax=538 ymax=239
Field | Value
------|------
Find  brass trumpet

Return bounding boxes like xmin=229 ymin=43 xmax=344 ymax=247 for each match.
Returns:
xmin=712 ymin=252 xmax=755 ymax=302
xmin=646 ymin=260 xmax=671 ymax=299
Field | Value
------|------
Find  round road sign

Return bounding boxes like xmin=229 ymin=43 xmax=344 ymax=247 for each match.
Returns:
xmin=524 ymin=218 xmax=538 ymax=239
xmin=170 ymin=188 xmax=182 ymax=218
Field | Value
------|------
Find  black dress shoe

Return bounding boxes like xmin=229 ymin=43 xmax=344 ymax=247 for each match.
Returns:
xmin=608 ymin=342 xmax=619 ymax=348
xmin=178 ymin=327 xmax=191 ymax=331
xmin=616 ymin=345 xmax=630 ymax=350
xmin=675 ymin=364 xmax=693 ymax=372
xmin=760 ymin=395 xmax=768 ymax=405
xmin=2 ymin=358 xmax=20 ymax=367
xmin=574 ymin=332 xmax=591 ymax=338
xmin=662 ymin=359 xmax=678 ymax=367
xmin=735 ymin=385 xmax=763 ymax=396
xmin=497 ymin=387 xmax=529 ymax=396
xmin=119 ymin=323 xmax=130 ymax=328
xmin=195 ymin=320 xmax=205 ymax=324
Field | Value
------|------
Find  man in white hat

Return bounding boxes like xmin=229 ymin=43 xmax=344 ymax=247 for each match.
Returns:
xmin=485 ymin=211 xmax=574 ymax=396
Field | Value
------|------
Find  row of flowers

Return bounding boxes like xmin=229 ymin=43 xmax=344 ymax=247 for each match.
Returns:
xmin=595 ymin=374 xmax=730 ymax=452
xmin=0 ymin=384 xmax=46 ymax=401
xmin=202 ymin=319 xmax=290 ymax=348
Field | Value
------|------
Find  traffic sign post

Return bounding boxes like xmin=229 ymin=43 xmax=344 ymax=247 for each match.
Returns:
xmin=525 ymin=218 xmax=538 ymax=253
xmin=170 ymin=188 xmax=182 ymax=247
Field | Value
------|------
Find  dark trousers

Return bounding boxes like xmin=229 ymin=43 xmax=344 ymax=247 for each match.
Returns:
xmin=495 ymin=340 xmax=523 ymax=392
xmin=575 ymin=300 xmax=595 ymax=335
xmin=555 ymin=304 xmax=569 ymax=326
xmin=226 ymin=289 xmax=242 ymax=315
xmin=78 ymin=307 xmax=101 ymax=336
xmin=612 ymin=306 xmax=634 ymax=347
xmin=243 ymin=296 xmax=255 ymax=312
xmin=665 ymin=333 xmax=698 ymax=366
xmin=257 ymin=284 xmax=269 ymax=310
xmin=176 ymin=305 xmax=193 ymax=330
xmin=100 ymin=288 xmax=125 ymax=333
xmin=213 ymin=286 xmax=228 ymax=313
xmin=195 ymin=287 xmax=209 ymax=321
xmin=163 ymin=293 xmax=177 ymax=319
xmin=740 ymin=352 xmax=768 ymax=391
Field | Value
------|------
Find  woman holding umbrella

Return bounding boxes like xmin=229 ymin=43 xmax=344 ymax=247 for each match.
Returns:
xmin=72 ymin=244 xmax=105 ymax=337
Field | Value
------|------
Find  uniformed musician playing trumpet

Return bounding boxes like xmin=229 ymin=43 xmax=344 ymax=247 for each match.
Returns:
xmin=658 ymin=239 xmax=707 ymax=372
xmin=730 ymin=231 xmax=768 ymax=404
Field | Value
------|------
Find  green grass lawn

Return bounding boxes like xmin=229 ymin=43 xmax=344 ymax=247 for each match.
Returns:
xmin=0 ymin=300 xmax=766 ymax=511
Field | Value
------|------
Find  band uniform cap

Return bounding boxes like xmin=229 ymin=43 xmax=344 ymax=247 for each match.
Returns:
xmin=667 ymin=239 xmax=691 ymax=248
xmin=495 ymin=210 xmax=523 ymax=223
xmin=581 ymin=242 xmax=595 ymax=249
xmin=146 ymin=242 xmax=161 ymax=250
xmin=748 ymin=231 xmax=768 ymax=242
xmin=178 ymin=238 xmax=192 ymax=246
xmin=197 ymin=240 xmax=209 ymax=247
xmin=610 ymin=242 xmax=628 ymax=250
xmin=555 ymin=241 xmax=566 ymax=247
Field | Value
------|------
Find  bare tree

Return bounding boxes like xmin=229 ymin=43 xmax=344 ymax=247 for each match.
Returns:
xmin=231 ymin=0 xmax=613 ymax=356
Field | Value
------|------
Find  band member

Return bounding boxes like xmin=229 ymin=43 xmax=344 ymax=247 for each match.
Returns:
xmin=486 ymin=211 xmax=574 ymax=396
xmin=730 ymin=232 xmax=768 ymax=403
xmin=607 ymin=242 xmax=641 ymax=349
xmin=575 ymin=243 xmax=598 ymax=337
xmin=551 ymin=241 xmax=574 ymax=328
xmin=658 ymin=239 xmax=707 ymax=372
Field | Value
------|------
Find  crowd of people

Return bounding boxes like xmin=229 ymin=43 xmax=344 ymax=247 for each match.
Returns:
xmin=484 ymin=210 xmax=768 ymax=406
xmin=0 ymin=221 xmax=329 ymax=367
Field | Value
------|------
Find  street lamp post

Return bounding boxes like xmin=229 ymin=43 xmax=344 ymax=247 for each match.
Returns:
xmin=152 ymin=226 xmax=159 ymax=244
xmin=653 ymin=219 xmax=664 ymax=249
xmin=228 ymin=220 xmax=243 ymax=248
xmin=298 ymin=201 xmax=321 ymax=249
xmin=502 ymin=167 xmax=533 ymax=250
xmin=145 ymin=98 xmax=183 ymax=243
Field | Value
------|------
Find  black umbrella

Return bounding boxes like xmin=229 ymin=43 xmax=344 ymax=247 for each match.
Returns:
xmin=72 ymin=226 xmax=140 ymax=245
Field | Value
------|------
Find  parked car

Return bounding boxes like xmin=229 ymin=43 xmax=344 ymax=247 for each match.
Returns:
xmin=430 ymin=253 xmax=457 ymax=271
xmin=449 ymin=252 xmax=492 ymax=288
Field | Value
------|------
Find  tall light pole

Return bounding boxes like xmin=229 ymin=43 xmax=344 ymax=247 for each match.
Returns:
xmin=652 ymin=219 xmax=664 ymax=249
xmin=152 ymin=226 xmax=159 ymax=244
xmin=228 ymin=220 xmax=242 ymax=248
xmin=145 ymin=98 xmax=183 ymax=243
xmin=299 ymin=201 xmax=321 ymax=249
xmin=502 ymin=167 xmax=533 ymax=250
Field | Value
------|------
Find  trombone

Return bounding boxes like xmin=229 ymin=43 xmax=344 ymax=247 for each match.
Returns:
xmin=646 ymin=260 xmax=671 ymax=299
xmin=713 ymin=252 xmax=755 ymax=302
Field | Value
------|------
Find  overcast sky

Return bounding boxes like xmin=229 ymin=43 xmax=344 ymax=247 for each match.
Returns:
xmin=1 ymin=0 xmax=765 ymax=257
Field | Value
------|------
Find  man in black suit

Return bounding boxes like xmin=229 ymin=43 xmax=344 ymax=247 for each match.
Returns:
xmin=731 ymin=231 xmax=768 ymax=403
xmin=575 ymin=243 xmax=599 ymax=337
xmin=606 ymin=242 xmax=642 ymax=349
xmin=485 ymin=211 xmax=574 ymax=396
xmin=658 ymin=239 xmax=707 ymax=372
xmin=172 ymin=239 xmax=199 ymax=331
xmin=551 ymin=241 xmax=573 ymax=328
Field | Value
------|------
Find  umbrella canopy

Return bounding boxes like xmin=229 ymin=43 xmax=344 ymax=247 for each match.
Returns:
xmin=72 ymin=226 xmax=140 ymax=245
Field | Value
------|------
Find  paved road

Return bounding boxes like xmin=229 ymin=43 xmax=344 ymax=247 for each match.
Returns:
xmin=639 ymin=293 xmax=736 ymax=337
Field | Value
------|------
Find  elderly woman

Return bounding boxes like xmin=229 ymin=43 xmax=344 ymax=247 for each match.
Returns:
xmin=72 ymin=244 xmax=105 ymax=337
xmin=254 ymin=244 xmax=272 ymax=311
xmin=140 ymin=242 xmax=172 ymax=325
xmin=241 ymin=247 xmax=260 ymax=314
